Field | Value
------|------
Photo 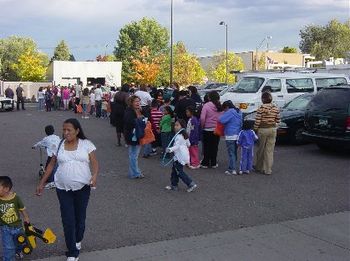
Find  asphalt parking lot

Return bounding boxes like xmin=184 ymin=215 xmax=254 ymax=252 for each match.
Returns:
xmin=0 ymin=106 xmax=349 ymax=259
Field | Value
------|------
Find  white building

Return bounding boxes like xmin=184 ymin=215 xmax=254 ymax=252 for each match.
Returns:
xmin=47 ymin=61 xmax=122 ymax=87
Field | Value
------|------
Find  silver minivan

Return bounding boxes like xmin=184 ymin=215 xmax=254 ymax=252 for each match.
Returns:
xmin=220 ymin=72 xmax=350 ymax=113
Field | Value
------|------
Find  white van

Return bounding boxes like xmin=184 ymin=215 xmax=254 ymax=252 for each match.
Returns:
xmin=220 ymin=72 xmax=350 ymax=113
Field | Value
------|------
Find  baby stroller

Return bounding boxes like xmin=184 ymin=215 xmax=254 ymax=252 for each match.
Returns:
xmin=32 ymin=145 xmax=45 ymax=180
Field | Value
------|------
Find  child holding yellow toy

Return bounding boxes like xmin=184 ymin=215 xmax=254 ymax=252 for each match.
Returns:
xmin=0 ymin=176 xmax=30 ymax=260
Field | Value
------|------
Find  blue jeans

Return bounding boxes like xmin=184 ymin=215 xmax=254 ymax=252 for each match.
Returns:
xmin=171 ymin=161 xmax=194 ymax=188
xmin=128 ymin=145 xmax=142 ymax=178
xmin=226 ymin=140 xmax=238 ymax=171
xmin=1 ymin=225 xmax=23 ymax=261
xmin=38 ymin=98 xmax=45 ymax=111
xmin=82 ymin=104 xmax=87 ymax=114
xmin=143 ymin=143 xmax=152 ymax=156
xmin=95 ymin=100 xmax=102 ymax=117
xmin=56 ymin=185 xmax=91 ymax=258
xmin=240 ymin=146 xmax=254 ymax=172
xmin=89 ymin=105 xmax=95 ymax=115
xmin=161 ymin=132 xmax=173 ymax=156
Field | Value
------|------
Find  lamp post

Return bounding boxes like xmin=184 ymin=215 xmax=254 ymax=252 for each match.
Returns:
xmin=170 ymin=0 xmax=174 ymax=86
xmin=219 ymin=21 xmax=228 ymax=84
xmin=255 ymin=36 xmax=272 ymax=70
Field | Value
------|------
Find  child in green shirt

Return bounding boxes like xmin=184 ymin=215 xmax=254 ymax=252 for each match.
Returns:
xmin=0 ymin=176 xmax=30 ymax=260
xmin=160 ymin=106 xmax=174 ymax=157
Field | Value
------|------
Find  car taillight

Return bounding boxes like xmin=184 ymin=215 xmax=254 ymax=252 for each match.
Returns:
xmin=346 ymin=116 xmax=350 ymax=132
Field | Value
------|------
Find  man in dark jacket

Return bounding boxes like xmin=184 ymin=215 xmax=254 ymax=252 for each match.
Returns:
xmin=175 ymin=90 xmax=196 ymax=121
xmin=16 ymin=83 xmax=25 ymax=110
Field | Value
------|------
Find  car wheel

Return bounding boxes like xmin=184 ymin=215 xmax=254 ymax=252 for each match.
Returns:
xmin=292 ymin=127 xmax=306 ymax=145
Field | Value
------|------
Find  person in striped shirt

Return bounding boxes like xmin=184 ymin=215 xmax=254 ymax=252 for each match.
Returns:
xmin=150 ymin=99 xmax=163 ymax=155
xmin=253 ymin=92 xmax=280 ymax=175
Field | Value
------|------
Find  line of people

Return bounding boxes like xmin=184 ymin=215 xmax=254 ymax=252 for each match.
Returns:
xmin=110 ymin=83 xmax=280 ymax=190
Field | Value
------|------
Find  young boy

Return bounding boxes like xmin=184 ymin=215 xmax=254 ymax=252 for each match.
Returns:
xmin=0 ymin=176 xmax=30 ymax=260
xmin=32 ymin=125 xmax=61 ymax=189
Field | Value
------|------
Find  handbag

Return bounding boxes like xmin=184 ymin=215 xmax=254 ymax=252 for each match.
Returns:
xmin=214 ymin=122 xmax=225 ymax=136
xmin=76 ymin=104 xmax=83 ymax=113
xmin=140 ymin=122 xmax=156 ymax=145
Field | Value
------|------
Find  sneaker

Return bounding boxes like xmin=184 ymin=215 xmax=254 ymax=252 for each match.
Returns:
xmin=44 ymin=182 xmax=56 ymax=189
xmin=212 ymin=164 xmax=219 ymax=169
xmin=200 ymin=165 xmax=208 ymax=169
xmin=232 ymin=170 xmax=237 ymax=175
xmin=239 ymin=171 xmax=243 ymax=175
xmin=187 ymin=184 xmax=198 ymax=192
xmin=136 ymin=174 xmax=145 ymax=179
xmin=76 ymin=242 xmax=81 ymax=250
xmin=15 ymin=252 xmax=24 ymax=259
xmin=165 ymin=185 xmax=178 ymax=191
xmin=225 ymin=170 xmax=232 ymax=175
xmin=67 ymin=257 xmax=79 ymax=261
xmin=150 ymin=151 xmax=158 ymax=156
xmin=245 ymin=171 xmax=250 ymax=174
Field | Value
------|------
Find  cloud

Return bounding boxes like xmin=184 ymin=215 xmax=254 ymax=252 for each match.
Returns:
xmin=0 ymin=0 xmax=348 ymax=59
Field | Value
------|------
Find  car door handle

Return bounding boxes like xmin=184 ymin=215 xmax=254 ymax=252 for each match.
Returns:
xmin=277 ymin=95 xmax=283 ymax=98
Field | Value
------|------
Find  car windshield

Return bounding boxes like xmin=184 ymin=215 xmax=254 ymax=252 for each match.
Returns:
xmin=284 ymin=95 xmax=313 ymax=110
xmin=204 ymin=83 xmax=225 ymax=90
xmin=230 ymin=77 xmax=264 ymax=93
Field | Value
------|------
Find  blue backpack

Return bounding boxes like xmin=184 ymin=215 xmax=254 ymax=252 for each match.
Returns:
xmin=135 ymin=118 xmax=146 ymax=139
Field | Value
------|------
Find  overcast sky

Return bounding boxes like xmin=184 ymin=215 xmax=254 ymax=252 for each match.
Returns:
xmin=0 ymin=0 xmax=348 ymax=60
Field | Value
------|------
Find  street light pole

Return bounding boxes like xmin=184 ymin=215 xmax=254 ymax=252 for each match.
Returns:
xmin=255 ymin=36 xmax=272 ymax=71
xmin=170 ymin=0 xmax=174 ymax=86
xmin=220 ymin=21 xmax=228 ymax=84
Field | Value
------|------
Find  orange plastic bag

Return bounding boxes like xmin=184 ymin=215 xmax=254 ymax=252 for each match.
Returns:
xmin=214 ymin=122 xmax=225 ymax=136
xmin=140 ymin=122 xmax=156 ymax=145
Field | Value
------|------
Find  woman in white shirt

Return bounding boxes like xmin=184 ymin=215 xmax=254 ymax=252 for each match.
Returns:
xmin=36 ymin=118 xmax=99 ymax=261
xmin=37 ymin=87 xmax=45 ymax=111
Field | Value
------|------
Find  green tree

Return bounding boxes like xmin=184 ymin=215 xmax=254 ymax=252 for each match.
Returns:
xmin=114 ymin=17 xmax=169 ymax=83
xmin=0 ymin=36 xmax=37 ymax=80
xmin=258 ymin=53 xmax=266 ymax=70
xmin=172 ymin=42 xmax=205 ymax=86
xmin=282 ymin=46 xmax=298 ymax=53
xmin=208 ymin=52 xmax=244 ymax=83
xmin=11 ymin=50 xmax=48 ymax=81
xmin=299 ymin=19 xmax=350 ymax=59
xmin=96 ymin=54 xmax=116 ymax=61
xmin=155 ymin=42 xmax=206 ymax=86
xmin=52 ymin=40 xmax=72 ymax=61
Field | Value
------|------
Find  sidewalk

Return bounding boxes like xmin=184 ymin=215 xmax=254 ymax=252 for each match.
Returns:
xmin=36 ymin=211 xmax=350 ymax=261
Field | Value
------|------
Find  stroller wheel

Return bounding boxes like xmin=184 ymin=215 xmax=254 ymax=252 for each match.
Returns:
xmin=39 ymin=169 xmax=44 ymax=179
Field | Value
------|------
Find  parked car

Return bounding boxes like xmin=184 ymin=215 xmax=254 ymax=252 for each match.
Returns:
xmin=198 ymin=83 xmax=228 ymax=97
xmin=303 ymin=86 xmax=350 ymax=151
xmin=0 ymin=96 xmax=14 ymax=111
xmin=221 ymin=72 xmax=350 ymax=113
xmin=245 ymin=93 xmax=314 ymax=144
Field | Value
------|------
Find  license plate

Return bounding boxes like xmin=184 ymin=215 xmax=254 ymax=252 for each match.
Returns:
xmin=318 ymin=118 xmax=328 ymax=126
